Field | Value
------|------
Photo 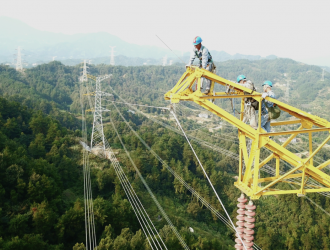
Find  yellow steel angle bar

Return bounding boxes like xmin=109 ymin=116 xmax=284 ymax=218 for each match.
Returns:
xmin=87 ymin=74 xmax=96 ymax=81
xmin=271 ymin=120 xmax=301 ymax=126
xmin=165 ymin=67 xmax=330 ymax=198
xmin=258 ymin=126 xmax=303 ymax=170
xmin=260 ymin=127 xmax=330 ymax=137
xmin=316 ymin=159 xmax=330 ymax=170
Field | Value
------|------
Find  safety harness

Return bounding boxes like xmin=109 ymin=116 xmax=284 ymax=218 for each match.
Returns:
xmin=195 ymin=46 xmax=213 ymax=66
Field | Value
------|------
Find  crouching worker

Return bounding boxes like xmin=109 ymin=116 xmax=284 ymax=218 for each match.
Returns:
xmin=187 ymin=36 xmax=215 ymax=94
xmin=237 ymin=75 xmax=258 ymax=129
xmin=260 ymin=81 xmax=280 ymax=133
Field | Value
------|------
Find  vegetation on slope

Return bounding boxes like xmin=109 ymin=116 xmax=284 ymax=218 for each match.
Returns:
xmin=0 ymin=60 xmax=330 ymax=249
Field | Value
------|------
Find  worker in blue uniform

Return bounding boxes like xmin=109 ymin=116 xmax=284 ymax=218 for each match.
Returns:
xmin=261 ymin=81 xmax=276 ymax=133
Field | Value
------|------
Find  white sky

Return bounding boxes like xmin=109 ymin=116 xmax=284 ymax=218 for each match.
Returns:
xmin=1 ymin=0 xmax=330 ymax=64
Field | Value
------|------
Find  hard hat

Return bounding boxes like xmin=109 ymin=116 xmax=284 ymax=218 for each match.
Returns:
xmin=237 ymin=75 xmax=246 ymax=83
xmin=193 ymin=36 xmax=202 ymax=45
xmin=262 ymin=81 xmax=273 ymax=87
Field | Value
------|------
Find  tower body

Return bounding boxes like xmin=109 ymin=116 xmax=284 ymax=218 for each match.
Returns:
xmin=15 ymin=46 xmax=23 ymax=72
xmin=91 ymin=77 xmax=106 ymax=157
xmin=110 ymin=46 xmax=116 ymax=65
xmin=80 ymin=60 xmax=88 ymax=82
xmin=90 ymin=75 xmax=111 ymax=157
xmin=162 ymin=55 xmax=167 ymax=66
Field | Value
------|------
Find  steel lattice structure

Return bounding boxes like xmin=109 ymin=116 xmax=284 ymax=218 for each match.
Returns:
xmin=165 ymin=66 xmax=330 ymax=199
xmin=15 ymin=46 xmax=23 ymax=72
xmin=80 ymin=60 xmax=88 ymax=82
xmin=85 ymin=74 xmax=112 ymax=158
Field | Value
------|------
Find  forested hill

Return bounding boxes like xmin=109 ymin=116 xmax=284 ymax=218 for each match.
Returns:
xmin=1 ymin=59 xmax=330 ymax=250
xmin=1 ymin=58 xmax=328 ymax=119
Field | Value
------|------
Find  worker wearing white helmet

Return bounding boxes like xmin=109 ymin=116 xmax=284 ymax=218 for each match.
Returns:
xmin=187 ymin=36 xmax=215 ymax=94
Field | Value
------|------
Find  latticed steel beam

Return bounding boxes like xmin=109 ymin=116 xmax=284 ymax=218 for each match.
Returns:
xmin=165 ymin=66 xmax=330 ymax=199
xmin=86 ymin=74 xmax=112 ymax=158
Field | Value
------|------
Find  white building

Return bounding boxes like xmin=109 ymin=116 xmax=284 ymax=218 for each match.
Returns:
xmin=198 ymin=113 xmax=209 ymax=119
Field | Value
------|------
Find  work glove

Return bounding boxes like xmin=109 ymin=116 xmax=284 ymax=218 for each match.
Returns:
xmin=185 ymin=64 xmax=191 ymax=69
xmin=262 ymin=93 xmax=268 ymax=99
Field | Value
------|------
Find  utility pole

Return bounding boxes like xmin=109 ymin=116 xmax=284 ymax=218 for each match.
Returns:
xmin=162 ymin=55 xmax=167 ymax=66
xmin=110 ymin=46 xmax=116 ymax=65
xmin=285 ymin=78 xmax=291 ymax=102
xmin=15 ymin=46 xmax=23 ymax=72
xmin=80 ymin=60 xmax=88 ymax=82
xmin=321 ymin=69 xmax=325 ymax=81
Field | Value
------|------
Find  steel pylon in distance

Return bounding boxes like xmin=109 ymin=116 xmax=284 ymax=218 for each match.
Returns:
xmin=86 ymin=74 xmax=112 ymax=158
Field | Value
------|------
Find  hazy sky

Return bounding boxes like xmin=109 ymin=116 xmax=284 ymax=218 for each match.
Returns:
xmin=1 ymin=0 xmax=330 ymax=65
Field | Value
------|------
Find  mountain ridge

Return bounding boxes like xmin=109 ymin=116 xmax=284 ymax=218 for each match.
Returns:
xmin=1 ymin=16 xmax=278 ymax=66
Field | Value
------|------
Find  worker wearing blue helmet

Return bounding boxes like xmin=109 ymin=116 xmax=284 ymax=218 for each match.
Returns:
xmin=260 ymin=81 xmax=276 ymax=133
xmin=236 ymin=75 xmax=258 ymax=129
xmin=187 ymin=36 xmax=214 ymax=94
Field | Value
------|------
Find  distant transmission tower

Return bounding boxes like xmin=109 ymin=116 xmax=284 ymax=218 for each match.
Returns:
xmin=80 ymin=60 xmax=88 ymax=82
xmin=162 ymin=55 xmax=167 ymax=66
xmin=110 ymin=46 xmax=116 ymax=65
xmin=321 ymin=69 xmax=325 ymax=81
xmin=285 ymin=79 xmax=291 ymax=102
xmin=90 ymin=75 xmax=112 ymax=158
xmin=15 ymin=46 xmax=23 ymax=72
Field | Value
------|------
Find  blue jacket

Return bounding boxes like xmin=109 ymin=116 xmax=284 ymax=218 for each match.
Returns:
xmin=261 ymin=90 xmax=276 ymax=115
xmin=189 ymin=46 xmax=212 ymax=69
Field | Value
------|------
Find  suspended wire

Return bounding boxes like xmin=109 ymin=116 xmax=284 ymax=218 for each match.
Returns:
xmin=105 ymin=100 xmax=169 ymax=110
xmin=155 ymin=35 xmax=186 ymax=65
xmin=110 ymin=153 xmax=163 ymax=250
xmin=94 ymin=124 xmax=166 ymax=249
xmin=175 ymin=106 xmax=330 ymax=198
xmin=108 ymin=80 xmax=330 ymax=240
xmin=109 ymin=113 xmax=189 ymax=250
xmin=112 ymin=104 xmax=233 ymax=227
xmin=80 ymin=81 xmax=97 ymax=250
xmin=112 ymin=91 xmax=330 ymax=217
xmin=111 ymin=100 xmax=262 ymax=250
xmin=171 ymin=110 xmax=248 ymax=250
xmin=82 ymin=81 xmax=166 ymax=250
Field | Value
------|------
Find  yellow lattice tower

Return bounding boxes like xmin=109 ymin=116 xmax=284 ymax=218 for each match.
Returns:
xmin=165 ymin=66 xmax=330 ymax=199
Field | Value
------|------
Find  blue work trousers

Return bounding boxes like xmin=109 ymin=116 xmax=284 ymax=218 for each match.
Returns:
xmin=261 ymin=113 xmax=271 ymax=132
xmin=201 ymin=63 xmax=214 ymax=90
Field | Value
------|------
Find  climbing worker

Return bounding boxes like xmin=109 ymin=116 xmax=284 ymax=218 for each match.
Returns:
xmin=187 ymin=36 xmax=215 ymax=94
xmin=237 ymin=75 xmax=258 ymax=129
xmin=260 ymin=81 xmax=277 ymax=133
